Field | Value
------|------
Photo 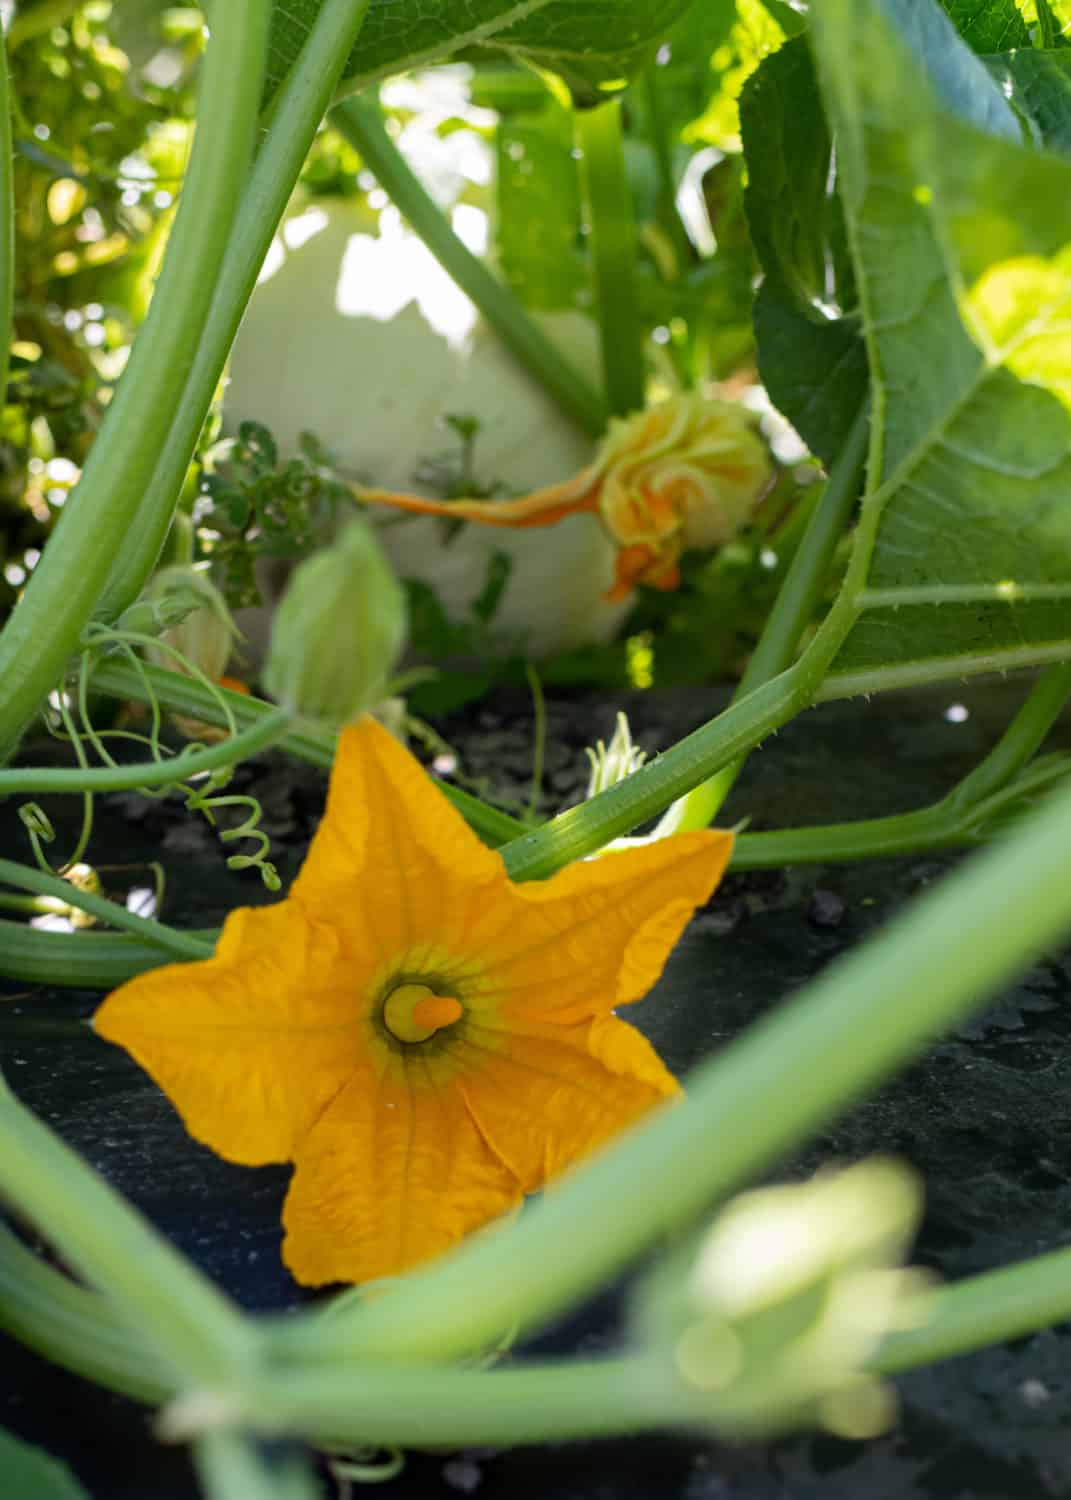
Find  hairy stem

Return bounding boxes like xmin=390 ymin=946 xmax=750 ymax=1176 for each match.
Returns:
xmin=658 ymin=405 xmax=869 ymax=835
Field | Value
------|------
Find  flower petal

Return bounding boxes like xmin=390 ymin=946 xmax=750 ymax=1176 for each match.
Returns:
xmin=291 ymin=717 xmax=509 ymax=971
xmin=457 ymin=1014 xmax=679 ymax=1194
xmin=480 ymin=830 xmax=732 ymax=1025
xmin=93 ymin=903 xmax=367 ymax=1166
xmin=282 ymin=1055 xmax=522 ymax=1285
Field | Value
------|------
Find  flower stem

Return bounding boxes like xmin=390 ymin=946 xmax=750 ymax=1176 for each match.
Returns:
xmin=285 ymin=762 xmax=1071 ymax=1363
xmin=575 ymin=98 xmax=646 ymax=418
xmin=329 ymin=93 xmax=606 ymax=438
xmin=91 ymin=0 xmax=376 ymax=626
xmin=0 ymin=0 xmax=271 ymax=760
xmin=656 ymin=404 xmax=870 ymax=835
xmin=0 ymin=1071 xmax=255 ymax=1385
xmin=0 ymin=859 xmax=213 ymax=958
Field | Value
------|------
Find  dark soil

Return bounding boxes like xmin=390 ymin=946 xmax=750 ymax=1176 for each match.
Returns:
xmin=3 ymin=678 xmax=1071 ymax=1499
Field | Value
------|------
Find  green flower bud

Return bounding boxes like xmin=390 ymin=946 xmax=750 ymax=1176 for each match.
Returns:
xmin=263 ymin=520 xmax=407 ymax=728
xmin=631 ymin=1159 xmax=934 ymax=1441
xmin=143 ymin=566 xmax=238 ymax=682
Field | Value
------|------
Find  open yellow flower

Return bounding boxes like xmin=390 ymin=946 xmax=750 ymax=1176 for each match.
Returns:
xmin=94 ymin=719 xmax=733 ymax=1286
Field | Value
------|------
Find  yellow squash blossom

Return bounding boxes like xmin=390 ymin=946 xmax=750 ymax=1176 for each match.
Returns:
xmin=354 ymin=392 xmax=772 ymax=602
xmin=94 ymin=719 xmax=733 ymax=1286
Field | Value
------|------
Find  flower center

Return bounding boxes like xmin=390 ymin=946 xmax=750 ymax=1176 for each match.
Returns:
xmin=383 ymin=983 xmax=463 ymax=1044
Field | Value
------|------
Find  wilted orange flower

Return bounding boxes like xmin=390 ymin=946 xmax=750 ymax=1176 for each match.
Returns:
xmin=94 ymin=718 xmax=732 ymax=1286
xmin=354 ymin=392 xmax=771 ymax=601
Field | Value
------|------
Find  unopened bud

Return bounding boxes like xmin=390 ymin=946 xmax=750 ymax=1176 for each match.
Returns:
xmin=263 ymin=520 xmax=407 ymax=728
xmin=144 ymin=566 xmax=238 ymax=683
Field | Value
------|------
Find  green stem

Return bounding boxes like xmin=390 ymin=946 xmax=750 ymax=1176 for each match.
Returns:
xmin=0 ymin=858 xmax=213 ymax=958
xmin=0 ymin=1222 xmax=171 ymax=1404
xmin=250 ymin=1355 xmax=678 ymax=1449
xmin=732 ymin=662 xmax=1071 ymax=867
xmin=92 ymin=0 xmax=375 ymax=624
xmin=330 ymin=94 xmax=606 ymax=438
xmin=641 ymin=67 xmax=692 ymax=273
xmin=499 ymin=663 xmax=814 ymax=879
xmin=731 ymin=806 xmax=964 ymax=868
xmin=279 ymin=762 xmax=1071 ymax=1365
xmin=193 ymin=1434 xmax=322 ymax=1500
xmin=89 ymin=658 xmax=527 ymax=846
xmin=0 ymin=1 xmax=271 ymax=759
xmin=0 ymin=1071 xmax=255 ymax=1384
xmin=575 ymin=98 xmax=646 ymax=418
xmin=0 ymin=37 xmax=13 ymax=411
xmin=874 ymin=1244 xmax=1071 ymax=1374
xmin=945 ymin=661 xmax=1071 ymax=809
xmin=0 ymin=705 xmax=292 ymax=794
xmin=498 ymin=407 xmax=889 ymax=877
xmin=657 ymin=405 xmax=870 ymax=835
xmin=0 ymin=918 xmax=199 ymax=985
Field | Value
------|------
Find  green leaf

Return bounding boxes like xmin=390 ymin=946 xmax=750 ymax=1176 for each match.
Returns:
xmin=939 ymin=0 xmax=1031 ymax=51
xmin=752 ymin=283 xmax=867 ymax=468
xmin=495 ymin=92 xmax=586 ymax=310
xmin=985 ymin=49 xmax=1071 ymax=152
xmin=0 ymin=1428 xmax=89 ymax=1500
xmin=808 ymin=0 xmax=1071 ymax=695
xmin=266 ymin=0 xmax=701 ymax=107
xmin=742 ymin=37 xmax=866 ymax=464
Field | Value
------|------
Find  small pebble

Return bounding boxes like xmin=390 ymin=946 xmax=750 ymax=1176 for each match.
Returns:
xmin=807 ymin=888 xmax=846 ymax=930
xmin=442 ymin=1457 xmax=484 ymax=1493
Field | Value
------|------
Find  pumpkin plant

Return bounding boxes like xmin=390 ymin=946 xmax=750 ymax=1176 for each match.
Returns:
xmin=4 ymin=1 xmax=1071 ymax=1496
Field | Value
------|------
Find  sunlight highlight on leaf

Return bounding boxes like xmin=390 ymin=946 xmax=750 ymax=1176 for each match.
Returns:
xmin=961 ymin=249 xmax=1071 ymax=412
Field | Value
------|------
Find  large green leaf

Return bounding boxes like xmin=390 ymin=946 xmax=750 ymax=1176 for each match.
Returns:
xmin=742 ymin=37 xmax=867 ymax=465
xmin=0 ymin=1428 xmax=89 ymax=1500
xmin=808 ymin=0 xmax=1071 ymax=695
xmin=985 ymin=48 xmax=1071 ymax=153
xmin=266 ymin=0 xmax=700 ymax=106
xmin=940 ymin=0 xmax=1031 ymax=51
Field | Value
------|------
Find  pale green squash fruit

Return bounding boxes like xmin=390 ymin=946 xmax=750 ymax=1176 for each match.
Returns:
xmin=224 ymin=195 xmax=632 ymax=657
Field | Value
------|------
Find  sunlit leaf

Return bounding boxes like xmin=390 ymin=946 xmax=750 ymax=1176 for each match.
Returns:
xmin=265 ymin=0 xmax=703 ymax=107
xmin=940 ymin=0 xmax=1031 ymax=51
xmin=985 ymin=49 xmax=1071 ymax=153
xmin=808 ymin=0 xmax=1071 ymax=695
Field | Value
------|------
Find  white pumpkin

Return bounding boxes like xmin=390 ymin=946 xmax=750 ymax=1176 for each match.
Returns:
xmin=224 ymin=195 xmax=632 ymax=657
